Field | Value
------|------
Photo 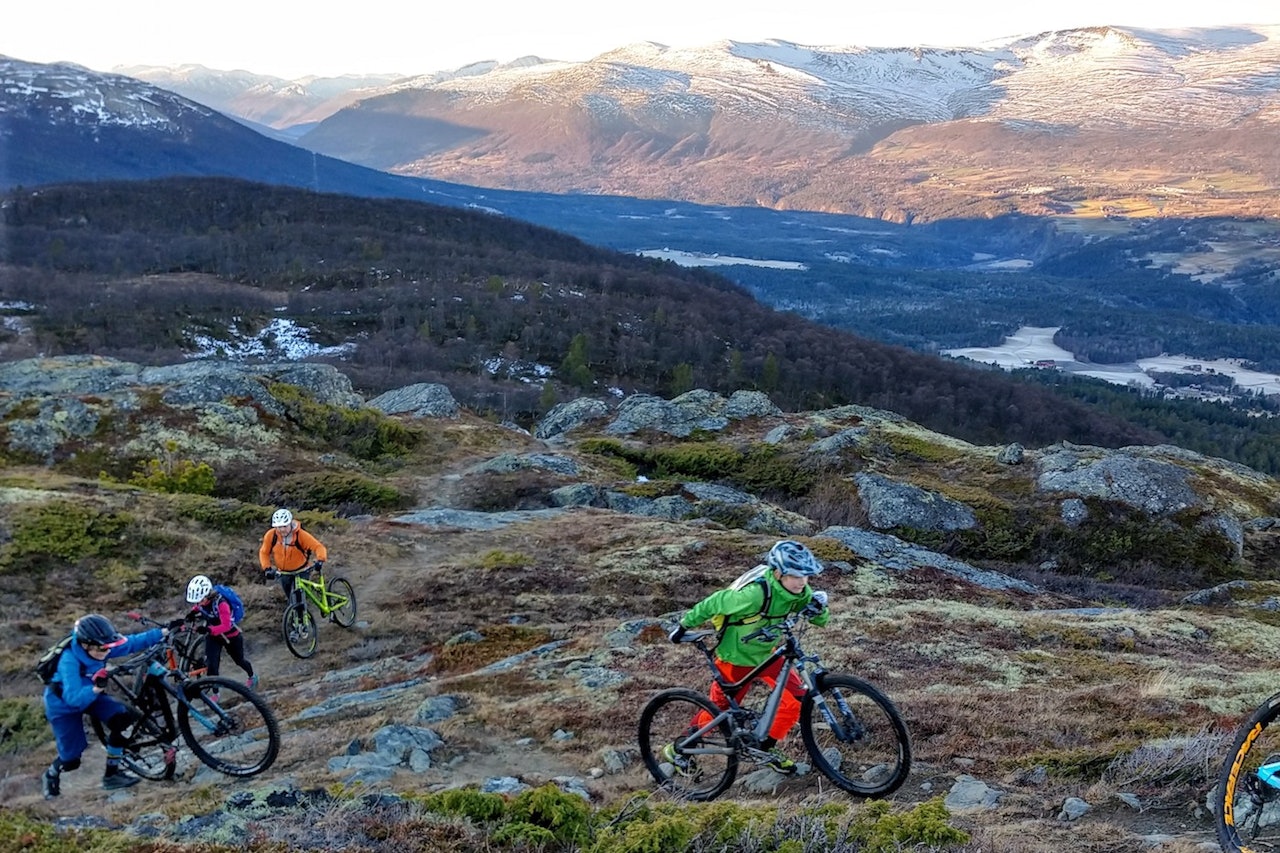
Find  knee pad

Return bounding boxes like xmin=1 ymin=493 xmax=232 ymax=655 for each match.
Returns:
xmin=106 ymin=708 xmax=141 ymax=732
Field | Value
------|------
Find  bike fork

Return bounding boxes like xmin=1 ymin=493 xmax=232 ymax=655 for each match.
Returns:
xmin=808 ymin=680 xmax=862 ymax=742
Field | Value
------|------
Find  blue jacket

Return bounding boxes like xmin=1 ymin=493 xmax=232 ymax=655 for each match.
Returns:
xmin=44 ymin=629 xmax=164 ymax=715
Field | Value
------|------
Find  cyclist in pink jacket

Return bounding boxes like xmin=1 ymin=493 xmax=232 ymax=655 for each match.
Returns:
xmin=186 ymin=575 xmax=257 ymax=690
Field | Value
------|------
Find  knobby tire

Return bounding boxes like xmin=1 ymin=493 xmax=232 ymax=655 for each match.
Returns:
xmin=800 ymin=673 xmax=911 ymax=798
xmin=1216 ymin=691 xmax=1280 ymax=852
xmin=177 ymin=676 xmax=280 ymax=777
xmin=639 ymin=687 xmax=738 ymax=801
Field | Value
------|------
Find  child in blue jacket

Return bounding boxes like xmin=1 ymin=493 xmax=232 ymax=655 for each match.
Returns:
xmin=41 ymin=613 xmax=177 ymax=797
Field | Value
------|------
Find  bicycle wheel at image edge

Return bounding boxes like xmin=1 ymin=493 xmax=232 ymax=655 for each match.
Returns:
xmin=800 ymin=673 xmax=911 ymax=798
xmin=638 ymin=687 xmax=738 ymax=801
xmin=1216 ymin=691 xmax=1280 ymax=852
xmin=177 ymin=676 xmax=280 ymax=777
xmin=327 ymin=576 xmax=357 ymax=628
xmin=282 ymin=601 xmax=317 ymax=658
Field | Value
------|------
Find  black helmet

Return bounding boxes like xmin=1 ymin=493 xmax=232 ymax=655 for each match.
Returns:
xmin=74 ymin=614 xmax=126 ymax=649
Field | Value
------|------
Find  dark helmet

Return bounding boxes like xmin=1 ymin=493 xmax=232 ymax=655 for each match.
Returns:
xmin=73 ymin=614 xmax=126 ymax=649
xmin=766 ymin=540 xmax=824 ymax=577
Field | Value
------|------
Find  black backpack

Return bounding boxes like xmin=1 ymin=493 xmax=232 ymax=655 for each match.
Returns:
xmin=35 ymin=635 xmax=75 ymax=684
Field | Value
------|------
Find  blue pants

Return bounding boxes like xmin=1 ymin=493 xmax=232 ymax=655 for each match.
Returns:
xmin=47 ymin=692 xmax=133 ymax=764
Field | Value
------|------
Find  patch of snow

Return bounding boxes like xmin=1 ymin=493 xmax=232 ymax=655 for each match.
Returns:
xmin=185 ymin=317 xmax=352 ymax=361
xmin=637 ymin=248 xmax=807 ymax=270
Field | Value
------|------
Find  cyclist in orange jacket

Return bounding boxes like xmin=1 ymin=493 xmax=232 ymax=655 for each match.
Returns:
xmin=259 ymin=508 xmax=327 ymax=602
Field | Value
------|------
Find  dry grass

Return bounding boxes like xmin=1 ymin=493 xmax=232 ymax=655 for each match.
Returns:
xmin=7 ymin=388 xmax=1280 ymax=851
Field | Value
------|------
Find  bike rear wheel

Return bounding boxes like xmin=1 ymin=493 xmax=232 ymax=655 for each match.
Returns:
xmin=800 ymin=673 xmax=911 ymax=798
xmin=175 ymin=630 xmax=207 ymax=677
xmin=282 ymin=602 xmax=317 ymax=658
xmin=638 ymin=688 xmax=738 ymax=801
xmin=1216 ymin=691 xmax=1280 ymax=851
xmin=177 ymin=676 xmax=280 ymax=777
xmin=90 ymin=681 xmax=178 ymax=781
xmin=327 ymin=576 xmax=357 ymax=628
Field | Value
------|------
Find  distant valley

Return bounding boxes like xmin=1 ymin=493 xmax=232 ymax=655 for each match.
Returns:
xmin=2 ymin=28 xmax=1280 ymax=428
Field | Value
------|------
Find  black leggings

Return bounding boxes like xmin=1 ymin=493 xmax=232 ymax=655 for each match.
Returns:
xmin=205 ymin=632 xmax=254 ymax=678
xmin=105 ymin=708 xmax=139 ymax=748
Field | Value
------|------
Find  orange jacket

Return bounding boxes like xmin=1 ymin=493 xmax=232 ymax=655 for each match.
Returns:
xmin=259 ymin=523 xmax=327 ymax=573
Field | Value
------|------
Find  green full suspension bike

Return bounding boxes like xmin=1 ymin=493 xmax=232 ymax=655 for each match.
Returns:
xmin=639 ymin=611 xmax=912 ymax=801
xmin=271 ymin=564 xmax=358 ymax=659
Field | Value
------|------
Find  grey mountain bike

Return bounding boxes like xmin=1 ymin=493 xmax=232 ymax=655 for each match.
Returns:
xmin=639 ymin=611 xmax=911 ymax=801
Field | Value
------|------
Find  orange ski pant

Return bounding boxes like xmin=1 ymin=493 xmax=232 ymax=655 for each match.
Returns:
xmin=694 ymin=657 xmax=805 ymax=742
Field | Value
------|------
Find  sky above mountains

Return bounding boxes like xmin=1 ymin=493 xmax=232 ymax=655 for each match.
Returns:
xmin=6 ymin=0 xmax=1277 ymax=79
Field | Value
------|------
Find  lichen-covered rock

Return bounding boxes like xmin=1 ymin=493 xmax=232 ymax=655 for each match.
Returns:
xmin=854 ymin=472 xmax=977 ymax=532
xmin=534 ymin=397 xmax=610 ymax=439
xmin=1036 ymin=452 xmax=1199 ymax=516
xmin=997 ymin=443 xmax=1025 ymax=465
xmin=366 ymin=382 xmax=460 ymax=419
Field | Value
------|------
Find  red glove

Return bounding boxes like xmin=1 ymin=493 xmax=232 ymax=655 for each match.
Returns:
xmin=92 ymin=669 xmax=110 ymax=688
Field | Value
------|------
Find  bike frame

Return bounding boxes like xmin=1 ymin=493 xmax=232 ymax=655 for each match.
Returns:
xmin=677 ymin=618 xmax=856 ymax=758
xmin=110 ymin=648 xmax=225 ymax=740
xmin=289 ymin=568 xmax=339 ymax=616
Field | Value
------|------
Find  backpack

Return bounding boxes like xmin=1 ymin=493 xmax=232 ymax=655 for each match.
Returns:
xmin=710 ymin=565 xmax=774 ymax=633
xmin=212 ymin=584 xmax=245 ymax=624
xmin=35 ymin=635 xmax=75 ymax=684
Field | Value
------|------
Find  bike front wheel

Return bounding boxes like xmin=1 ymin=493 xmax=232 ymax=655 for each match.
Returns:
xmin=638 ymin=688 xmax=738 ymax=801
xmin=282 ymin=602 xmax=318 ymax=658
xmin=327 ymin=576 xmax=357 ymax=628
xmin=800 ymin=673 xmax=911 ymax=798
xmin=1216 ymin=691 xmax=1280 ymax=852
xmin=177 ymin=676 xmax=280 ymax=777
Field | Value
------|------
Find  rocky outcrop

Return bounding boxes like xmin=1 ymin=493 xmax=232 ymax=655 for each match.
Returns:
xmin=0 ymin=355 xmax=368 ymax=461
xmin=603 ymin=389 xmax=782 ymax=437
xmin=854 ymin=473 xmax=978 ymax=532
xmin=366 ymin=382 xmax=460 ymax=419
xmin=819 ymin=526 xmax=1037 ymax=593
xmin=534 ymin=398 xmax=610 ymax=439
xmin=1036 ymin=447 xmax=1199 ymax=516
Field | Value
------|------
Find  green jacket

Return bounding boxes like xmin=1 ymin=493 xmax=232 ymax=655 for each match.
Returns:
xmin=680 ymin=569 xmax=829 ymax=666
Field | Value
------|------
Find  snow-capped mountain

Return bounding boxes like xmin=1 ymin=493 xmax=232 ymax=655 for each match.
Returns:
xmin=0 ymin=55 xmax=483 ymax=202
xmin=112 ymin=64 xmax=405 ymax=131
xmin=278 ymin=25 xmax=1280 ymax=220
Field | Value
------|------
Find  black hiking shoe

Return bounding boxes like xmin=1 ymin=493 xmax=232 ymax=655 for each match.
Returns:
xmin=102 ymin=768 xmax=140 ymax=790
xmin=42 ymin=767 xmax=60 ymax=798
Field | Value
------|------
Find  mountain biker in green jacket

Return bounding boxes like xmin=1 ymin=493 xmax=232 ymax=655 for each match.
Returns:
xmin=666 ymin=539 xmax=830 ymax=775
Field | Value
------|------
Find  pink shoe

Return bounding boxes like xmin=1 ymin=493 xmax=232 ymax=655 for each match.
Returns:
xmin=246 ymin=675 xmax=259 ymax=690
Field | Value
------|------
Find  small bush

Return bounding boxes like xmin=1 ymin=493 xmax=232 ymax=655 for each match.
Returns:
xmin=268 ymin=381 xmax=422 ymax=461
xmin=507 ymin=784 xmax=594 ymax=846
xmin=125 ymin=447 xmax=216 ymax=495
xmin=421 ymin=788 xmax=509 ymax=823
xmin=167 ymin=494 xmax=275 ymax=532
xmin=0 ymin=500 xmax=133 ymax=575
xmin=848 ymin=799 xmax=969 ymax=850
xmin=479 ymin=550 xmax=534 ymax=570
xmin=262 ymin=471 xmax=413 ymax=515
xmin=0 ymin=696 xmax=49 ymax=752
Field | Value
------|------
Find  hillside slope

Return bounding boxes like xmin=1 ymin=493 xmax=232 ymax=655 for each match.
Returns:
xmin=2 ymin=359 xmax=1279 ymax=851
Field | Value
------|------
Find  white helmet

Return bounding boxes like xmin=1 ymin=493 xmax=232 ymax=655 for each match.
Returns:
xmin=186 ymin=574 xmax=213 ymax=603
xmin=271 ymin=508 xmax=293 ymax=527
